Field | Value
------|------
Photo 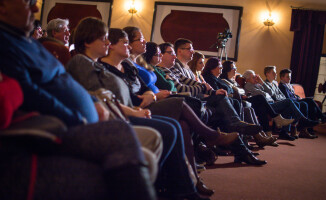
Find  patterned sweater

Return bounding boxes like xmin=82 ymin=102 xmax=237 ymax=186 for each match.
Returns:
xmin=157 ymin=66 xmax=215 ymax=97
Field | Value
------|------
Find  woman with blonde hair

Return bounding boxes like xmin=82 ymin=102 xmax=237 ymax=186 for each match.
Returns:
xmin=188 ymin=52 xmax=206 ymax=83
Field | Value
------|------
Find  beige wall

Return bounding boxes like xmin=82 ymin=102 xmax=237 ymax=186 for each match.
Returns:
xmin=36 ymin=0 xmax=326 ymax=80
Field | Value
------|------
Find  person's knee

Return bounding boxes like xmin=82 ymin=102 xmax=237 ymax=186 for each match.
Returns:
xmin=133 ymin=126 xmax=163 ymax=159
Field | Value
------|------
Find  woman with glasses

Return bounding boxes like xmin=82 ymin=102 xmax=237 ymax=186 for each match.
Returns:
xmin=141 ymin=41 xmax=178 ymax=93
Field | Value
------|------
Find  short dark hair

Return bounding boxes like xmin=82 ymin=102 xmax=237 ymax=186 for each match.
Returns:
xmin=122 ymin=26 xmax=140 ymax=43
xmin=159 ymin=42 xmax=174 ymax=54
xmin=202 ymin=57 xmax=220 ymax=76
xmin=174 ymin=38 xmax=192 ymax=54
xmin=142 ymin=42 xmax=158 ymax=64
xmin=220 ymin=60 xmax=235 ymax=79
xmin=280 ymin=69 xmax=292 ymax=78
xmin=108 ymin=28 xmax=128 ymax=45
xmin=74 ymin=17 xmax=108 ymax=53
xmin=264 ymin=66 xmax=276 ymax=76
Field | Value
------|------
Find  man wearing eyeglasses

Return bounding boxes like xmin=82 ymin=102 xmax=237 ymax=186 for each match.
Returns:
xmin=157 ymin=42 xmax=262 ymax=136
xmin=173 ymin=38 xmax=196 ymax=79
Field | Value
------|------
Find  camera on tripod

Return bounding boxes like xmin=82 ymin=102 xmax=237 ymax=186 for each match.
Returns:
xmin=210 ymin=29 xmax=233 ymax=60
xmin=217 ymin=29 xmax=232 ymax=47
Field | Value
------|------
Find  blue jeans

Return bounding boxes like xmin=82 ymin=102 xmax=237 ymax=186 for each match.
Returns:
xmin=269 ymin=99 xmax=305 ymax=131
xmin=129 ymin=115 xmax=196 ymax=196
xmin=297 ymin=98 xmax=323 ymax=120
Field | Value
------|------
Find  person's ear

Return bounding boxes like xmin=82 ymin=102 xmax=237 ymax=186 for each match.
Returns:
xmin=52 ymin=30 xmax=57 ymax=37
xmin=84 ymin=42 xmax=91 ymax=48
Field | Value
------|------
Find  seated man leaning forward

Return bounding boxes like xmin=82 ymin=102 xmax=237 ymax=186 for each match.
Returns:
xmin=0 ymin=0 xmax=156 ymax=199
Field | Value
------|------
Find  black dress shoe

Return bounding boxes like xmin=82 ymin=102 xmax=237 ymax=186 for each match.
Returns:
xmin=196 ymin=179 xmax=214 ymax=196
xmin=307 ymin=127 xmax=318 ymax=138
xmin=268 ymin=142 xmax=279 ymax=147
xmin=212 ymin=146 xmax=230 ymax=156
xmin=299 ymin=129 xmax=318 ymax=139
xmin=229 ymin=121 xmax=262 ymax=135
xmin=234 ymin=153 xmax=267 ymax=165
xmin=196 ymin=163 xmax=206 ymax=173
xmin=299 ymin=118 xmax=320 ymax=128
xmin=242 ymin=136 xmax=254 ymax=150
xmin=278 ymin=133 xmax=295 ymax=141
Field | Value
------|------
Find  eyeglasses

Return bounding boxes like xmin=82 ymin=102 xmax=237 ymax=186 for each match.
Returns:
xmin=132 ymin=37 xmax=145 ymax=43
xmin=30 ymin=0 xmax=37 ymax=6
xmin=154 ymin=53 xmax=162 ymax=57
xmin=164 ymin=51 xmax=176 ymax=56
xmin=180 ymin=47 xmax=194 ymax=51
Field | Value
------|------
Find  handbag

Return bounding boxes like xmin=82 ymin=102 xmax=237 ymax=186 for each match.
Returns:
xmin=222 ymin=79 xmax=245 ymax=100
xmin=89 ymin=88 xmax=128 ymax=122
xmin=170 ymin=94 xmax=210 ymax=123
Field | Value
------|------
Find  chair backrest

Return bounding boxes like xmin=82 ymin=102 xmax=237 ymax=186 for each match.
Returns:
xmin=292 ymin=84 xmax=306 ymax=98
xmin=40 ymin=39 xmax=71 ymax=65
xmin=0 ymin=74 xmax=23 ymax=129
xmin=235 ymin=74 xmax=246 ymax=89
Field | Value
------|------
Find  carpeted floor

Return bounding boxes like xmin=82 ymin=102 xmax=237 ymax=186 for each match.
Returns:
xmin=200 ymin=123 xmax=326 ymax=200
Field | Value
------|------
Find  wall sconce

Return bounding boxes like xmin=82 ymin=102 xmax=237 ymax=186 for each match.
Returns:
xmin=263 ymin=17 xmax=275 ymax=26
xmin=260 ymin=11 xmax=279 ymax=27
xmin=128 ymin=0 xmax=137 ymax=15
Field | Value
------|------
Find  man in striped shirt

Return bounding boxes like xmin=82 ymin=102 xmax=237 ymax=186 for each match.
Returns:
xmin=157 ymin=42 xmax=261 ymax=136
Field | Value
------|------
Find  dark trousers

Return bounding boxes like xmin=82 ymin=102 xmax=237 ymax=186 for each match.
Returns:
xmin=246 ymin=95 xmax=279 ymax=131
xmin=293 ymin=101 xmax=308 ymax=118
xmin=298 ymin=97 xmax=324 ymax=120
xmin=270 ymin=99 xmax=305 ymax=132
xmin=204 ymin=95 xmax=241 ymax=128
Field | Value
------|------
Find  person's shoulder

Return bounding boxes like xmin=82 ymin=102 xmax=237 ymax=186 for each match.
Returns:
xmin=67 ymin=54 xmax=89 ymax=66
xmin=278 ymin=82 xmax=286 ymax=88
xmin=202 ymin=72 xmax=213 ymax=79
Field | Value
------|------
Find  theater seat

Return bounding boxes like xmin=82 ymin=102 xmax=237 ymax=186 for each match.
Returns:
xmin=292 ymin=84 xmax=322 ymax=110
xmin=0 ymin=75 xmax=112 ymax=200
xmin=38 ymin=38 xmax=71 ymax=65
xmin=292 ymin=84 xmax=306 ymax=99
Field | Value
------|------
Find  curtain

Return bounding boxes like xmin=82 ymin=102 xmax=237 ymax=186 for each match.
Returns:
xmin=290 ymin=9 xmax=326 ymax=97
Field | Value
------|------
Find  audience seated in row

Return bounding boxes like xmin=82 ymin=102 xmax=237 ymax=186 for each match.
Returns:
xmin=1 ymin=1 xmax=325 ymax=199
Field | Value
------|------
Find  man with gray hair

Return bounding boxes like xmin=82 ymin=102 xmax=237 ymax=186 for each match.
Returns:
xmin=243 ymin=69 xmax=319 ymax=140
xmin=46 ymin=18 xmax=70 ymax=46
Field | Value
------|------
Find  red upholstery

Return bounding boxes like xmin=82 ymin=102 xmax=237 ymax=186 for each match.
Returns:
xmin=292 ymin=84 xmax=306 ymax=99
xmin=0 ymin=74 xmax=23 ymax=129
xmin=235 ymin=75 xmax=246 ymax=89
xmin=41 ymin=40 xmax=71 ymax=65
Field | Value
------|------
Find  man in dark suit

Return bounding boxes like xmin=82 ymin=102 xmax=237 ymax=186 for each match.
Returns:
xmin=279 ymin=69 xmax=326 ymax=124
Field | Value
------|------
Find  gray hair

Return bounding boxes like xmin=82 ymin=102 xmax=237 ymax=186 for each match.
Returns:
xmin=243 ymin=70 xmax=255 ymax=80
xmin=47 ymin=18 xmax=69 ymax=37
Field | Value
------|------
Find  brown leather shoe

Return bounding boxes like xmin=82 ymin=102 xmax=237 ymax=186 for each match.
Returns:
xmin=253 ymin=132 xmax=275 ymax=148
xmin=268 ymin=141 xmax=279 ymax=147
xmin=196 ymin=178 xmax=214 ymax=196
xmin=205 ymin=128 xmax=239 ymax=147
xmin=299 ymin=128 xmax=317 ymax=139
